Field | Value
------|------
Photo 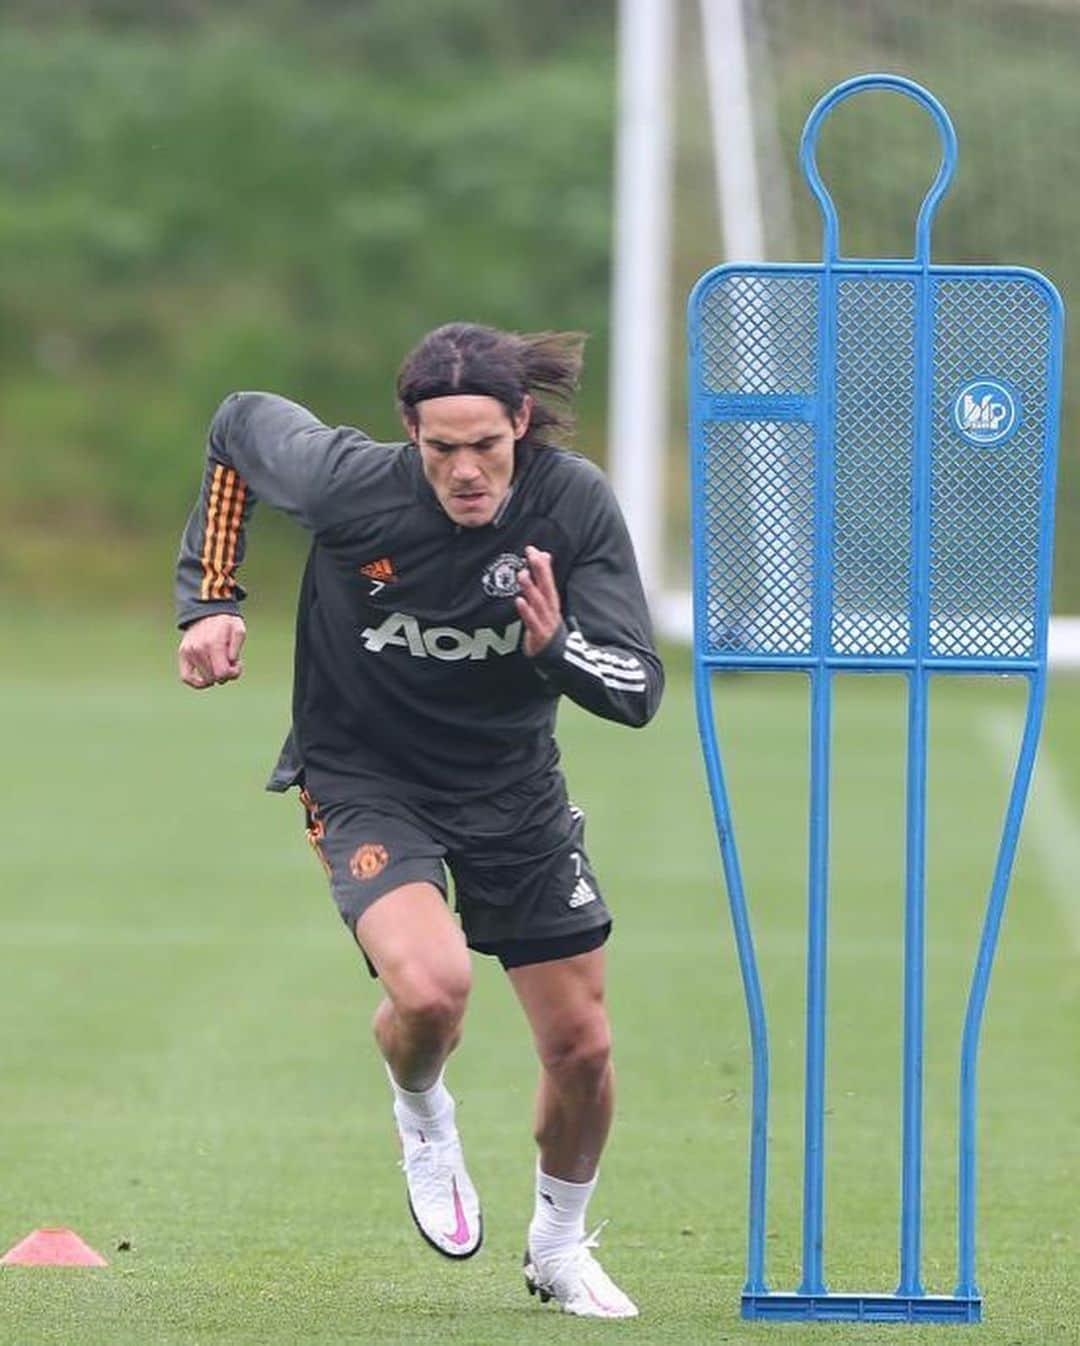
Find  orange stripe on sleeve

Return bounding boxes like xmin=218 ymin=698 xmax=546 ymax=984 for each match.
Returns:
xmin=210 ymin=468 xmax=237 ymax=597
xmin=213 ymin=479 xmax=247 ymax=599
xmin=199 ymin=464 xmax=225 ymax=601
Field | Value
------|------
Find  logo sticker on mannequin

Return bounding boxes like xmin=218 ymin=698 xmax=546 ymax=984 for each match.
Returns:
xmin=952 ymin=380 xmax=1020 ymax=447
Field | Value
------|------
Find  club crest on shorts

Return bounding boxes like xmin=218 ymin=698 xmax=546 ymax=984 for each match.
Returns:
xmin=350 ymin=843 xmax=389 ymax=881
xmin=481 ymin=553 xmax=526 ymax=598
xmin=952 ymin=379 xmax=1020 ymax=447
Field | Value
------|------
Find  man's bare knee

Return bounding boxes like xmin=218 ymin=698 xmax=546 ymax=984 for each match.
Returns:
xmin=538 ymin=1017 xmax=613 ymax=1088
xmin=393 ymin=967 xmax=471 ymax=1039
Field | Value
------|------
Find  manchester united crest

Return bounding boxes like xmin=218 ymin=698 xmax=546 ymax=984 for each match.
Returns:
xmin=349 ymin=843 xmax=389 ymax=881
xmin=482 ymin=553 xmax=527 ymax=598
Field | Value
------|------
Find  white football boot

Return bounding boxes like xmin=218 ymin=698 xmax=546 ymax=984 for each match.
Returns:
xmin=396 ymin=1103 xmax=482 ymax=1259
xmin=524 ymin=1223 xmax=639 ymax=1318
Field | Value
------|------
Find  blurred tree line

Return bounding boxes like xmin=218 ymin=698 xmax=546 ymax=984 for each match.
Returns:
xmin=0 ymin=0 xmax=615 ymax=602
xmin=2 ymin=0 xmax=1078 ymax=610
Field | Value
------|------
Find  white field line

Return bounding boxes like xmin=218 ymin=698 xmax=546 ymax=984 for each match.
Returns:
xmin=977 ymin=710 xmax=1080 ymax=951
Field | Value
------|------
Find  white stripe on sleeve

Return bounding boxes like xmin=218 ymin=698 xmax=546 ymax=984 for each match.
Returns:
xmin=565 ymin=630 xmax=644 ymax=674
xmin=563 ymin=649 xmax=647 ymax=692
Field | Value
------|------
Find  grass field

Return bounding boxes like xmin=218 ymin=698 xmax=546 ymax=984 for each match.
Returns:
xmin=2 ymin=608 xmax=1077 ymax=1345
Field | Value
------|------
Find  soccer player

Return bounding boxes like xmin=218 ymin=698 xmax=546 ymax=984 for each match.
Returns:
xmin=174 ymin=323 xmax=663 ymax=1317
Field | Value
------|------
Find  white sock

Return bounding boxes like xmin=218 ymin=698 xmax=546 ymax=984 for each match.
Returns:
xmin=528 ymin=1165 xmax=597 ymax=1265
xmin=386 ymin=1064 xmax=455 ymax=1143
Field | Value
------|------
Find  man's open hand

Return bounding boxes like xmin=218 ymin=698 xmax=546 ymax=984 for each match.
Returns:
xmin=178 ymin=614 xmax=247 ymax=689
xmin=515 ymin=545 xmax=561 ymax=658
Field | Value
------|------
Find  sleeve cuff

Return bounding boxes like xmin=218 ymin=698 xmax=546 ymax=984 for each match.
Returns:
xmin=176 ymin=601 xmax=243 ymax=630
xmin=528 ymin=618 xmax=568 ymax=668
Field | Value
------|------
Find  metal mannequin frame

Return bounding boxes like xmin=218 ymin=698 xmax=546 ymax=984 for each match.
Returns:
xmin=689 ymin=74 xmax=1063 ymax=1323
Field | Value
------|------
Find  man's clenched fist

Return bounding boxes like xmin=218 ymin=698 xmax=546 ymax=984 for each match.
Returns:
xmin=178 ymin=613 xmax=246 ymax=690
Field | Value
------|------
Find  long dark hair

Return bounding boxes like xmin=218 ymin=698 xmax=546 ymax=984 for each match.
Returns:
xmin=397 ymin=322 xmax=586 ymax=445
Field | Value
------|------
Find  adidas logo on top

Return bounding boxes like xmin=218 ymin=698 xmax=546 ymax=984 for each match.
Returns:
xmin=359 ymin=556 xmax=396 ymax=582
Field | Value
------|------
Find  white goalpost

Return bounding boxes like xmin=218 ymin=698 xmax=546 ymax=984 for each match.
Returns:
xmin=608 ymin=0 xmax=770 ymax=643
xmin=607 ymin=0 xmax=675 ymax=618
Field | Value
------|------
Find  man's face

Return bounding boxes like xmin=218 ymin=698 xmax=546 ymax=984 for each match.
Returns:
xmin=408 ymin=394 xmax=531 ymax=528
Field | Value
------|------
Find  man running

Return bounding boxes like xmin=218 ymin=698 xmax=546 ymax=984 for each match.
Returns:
xmin=175 ymin=322 xmax=663 ymax=1317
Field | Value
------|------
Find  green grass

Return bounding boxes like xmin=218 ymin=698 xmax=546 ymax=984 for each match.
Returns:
xmin=1 ymin=609 xmax=1077 ymax=1344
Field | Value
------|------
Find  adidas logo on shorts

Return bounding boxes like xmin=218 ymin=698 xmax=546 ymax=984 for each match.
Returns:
xmin=568 ymin=877 xmax=598 ymax=909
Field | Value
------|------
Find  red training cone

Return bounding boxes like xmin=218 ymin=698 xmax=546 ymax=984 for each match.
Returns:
xmin=1 ymin=1228 xmax=108 ymax=1266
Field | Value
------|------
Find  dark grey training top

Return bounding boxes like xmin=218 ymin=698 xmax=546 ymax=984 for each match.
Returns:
xmin=176 ymin=392 xmax=664 ymax=802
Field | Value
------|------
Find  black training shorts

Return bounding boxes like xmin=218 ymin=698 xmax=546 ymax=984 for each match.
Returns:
xmin=299 ymin=770 xmax=612 ymax=971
